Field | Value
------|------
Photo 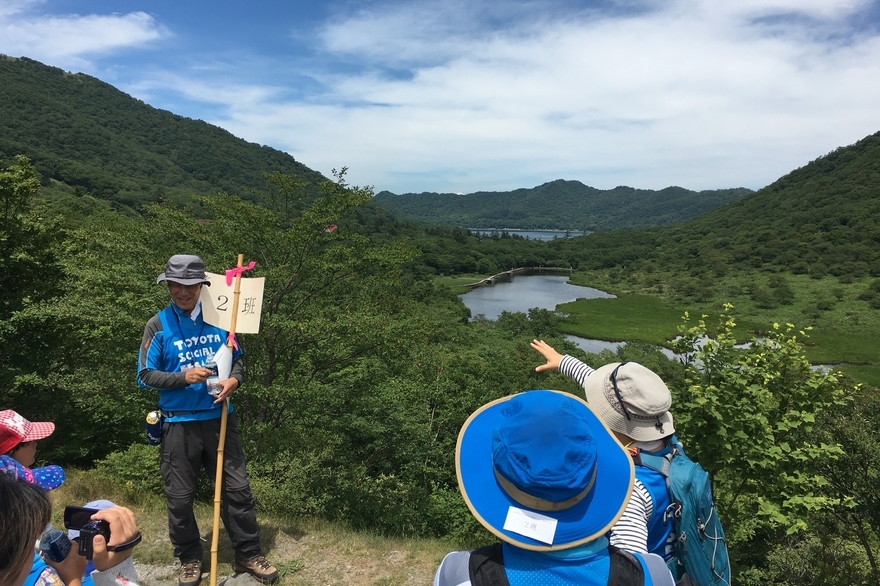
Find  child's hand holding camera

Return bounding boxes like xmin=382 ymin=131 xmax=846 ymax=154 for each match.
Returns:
xmin=87 ymin=506 xmax=141 ymax=571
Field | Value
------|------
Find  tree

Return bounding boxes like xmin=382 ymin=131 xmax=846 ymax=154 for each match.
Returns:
xmin=813 ymin=387 xmax=880 ymax=584
xmin=672 ymin=305 xmax=856 ymax=567
xmin=0 ymin=155 xmax=61 ymax=316
xmin=0 ymin=156 xmax=68 ymax=455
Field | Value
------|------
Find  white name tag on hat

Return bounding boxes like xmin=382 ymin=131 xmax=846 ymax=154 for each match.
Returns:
xmin=503 ymin=506 xmax=557 ymax=544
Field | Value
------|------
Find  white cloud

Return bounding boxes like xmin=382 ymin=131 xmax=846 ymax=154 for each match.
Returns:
xmin=0 ymin=1 xmax=166 ymax=71
xmin=188 ymin=0 xmax=880 ymax=193
xmin=4 ymin=0 xmax=880 ymax=194
xmin=126 ymin=72 xmax=282 ymax=110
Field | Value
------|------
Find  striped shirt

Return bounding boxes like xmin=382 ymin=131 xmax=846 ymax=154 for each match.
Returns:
xmin=557 ymin=354 xmax=661 ymax=555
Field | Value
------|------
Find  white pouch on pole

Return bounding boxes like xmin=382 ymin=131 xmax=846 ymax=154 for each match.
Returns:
xmin=214 ymin=344 xmax=233 ymax=380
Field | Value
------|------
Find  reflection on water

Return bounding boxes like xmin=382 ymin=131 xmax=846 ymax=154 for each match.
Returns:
xmin=461 ymin=275 xmax=614 ymax=321
xmin=565 ymin=335 xmax=677 ymax=360
xmin=470 ymin=229 xmax=587 ymax=241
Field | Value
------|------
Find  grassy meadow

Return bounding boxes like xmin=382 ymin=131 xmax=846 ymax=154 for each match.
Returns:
xmin=567 ymin=270 xmax=880 ymax=386
xmin=445 ymin=268 xmax=880 ymax=387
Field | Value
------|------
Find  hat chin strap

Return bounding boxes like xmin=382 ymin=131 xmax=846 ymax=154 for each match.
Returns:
xmin=494 ymin=467 xmax=596 ymax=512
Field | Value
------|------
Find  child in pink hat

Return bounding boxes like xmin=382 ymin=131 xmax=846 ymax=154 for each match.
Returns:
xmin=0 ymin=409 xmax=65 ymax=491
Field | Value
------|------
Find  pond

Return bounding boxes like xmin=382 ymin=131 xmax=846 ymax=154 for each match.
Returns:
xmin=469 ymin=229 xmax=587 ymax=241
xmin=460 ymin=275 xmax=734 ymax=362
xmin=460 ymin=274 xmax=614 ymax=320
xmin=460 ymin=275 xmax=670 ymax=358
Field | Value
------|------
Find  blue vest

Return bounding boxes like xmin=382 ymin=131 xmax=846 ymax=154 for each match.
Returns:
xmin=24 ymin=552 xmax=97 ymax=586
xmin=635 ymin=448 xmax=675 ymax=561
xmin=501 ymin=540 xmax=654 ymax=586
xmin=152 ymin=304 xmax=241 ymax=422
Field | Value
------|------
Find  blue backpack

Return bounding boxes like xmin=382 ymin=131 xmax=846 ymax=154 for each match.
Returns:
xmin=637 ymin=437 xmax=731 ymax=586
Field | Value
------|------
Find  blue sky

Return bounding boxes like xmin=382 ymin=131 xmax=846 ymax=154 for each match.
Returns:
xmin=2 ymin=0 xmax=880 ymax=195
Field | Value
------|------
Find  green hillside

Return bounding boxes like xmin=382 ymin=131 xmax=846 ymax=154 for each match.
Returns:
xmin=0 ymin=55 xmax=325 ymax=211
xmin=373 ymin=180 xmax=752 ymax=231
xmin=556 ymin=130 xmax=880 ymax=278
xmin=673 ymin=131 xmax=880 ymax=276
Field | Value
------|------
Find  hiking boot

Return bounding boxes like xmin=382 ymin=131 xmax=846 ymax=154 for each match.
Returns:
xmin=233 ymin=555 xmax=279 ymax=584
xmin=178 ymin=560 xmax=202 ymax=586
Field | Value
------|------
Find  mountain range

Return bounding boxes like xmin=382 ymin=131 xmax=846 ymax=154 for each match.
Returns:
xmin=374 ymin=182 xmax=752 ymax=231
xmin=2 ymin=55 xmax=748 ymax=228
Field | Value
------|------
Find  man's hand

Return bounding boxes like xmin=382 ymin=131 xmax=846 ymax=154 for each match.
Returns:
xmin=90 ymin=506 xmax=140 ymax=572
xmin=531 ymin=339 xmax=563 ymax=372
xmin=212 ymin=377 xmax=240 ymax=403
xmin=184 ymin=366 xmax=213 ymax=384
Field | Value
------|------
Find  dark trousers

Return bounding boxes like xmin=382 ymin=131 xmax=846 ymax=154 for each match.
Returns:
xmin=160 ymin=414 xmax=262 ymax=562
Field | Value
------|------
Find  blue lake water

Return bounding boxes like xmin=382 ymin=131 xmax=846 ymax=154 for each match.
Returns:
xmin=469 ymin=229 xmax=586 ymax=241
xmin=460 ymin=274 xmax=614 ymax=321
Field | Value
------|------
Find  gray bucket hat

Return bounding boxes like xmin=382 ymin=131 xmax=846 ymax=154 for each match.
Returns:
xmin=582 ymin=362 xmax=674 ymax=442
xmin=157 ymin=254 xmax=211 ymax=286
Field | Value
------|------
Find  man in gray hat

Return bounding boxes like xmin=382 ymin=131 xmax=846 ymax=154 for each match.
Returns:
xmin=137 ymin=255 xmax=277 ymax=586
xmin=530 ymin=340 xmax=677 ymax=562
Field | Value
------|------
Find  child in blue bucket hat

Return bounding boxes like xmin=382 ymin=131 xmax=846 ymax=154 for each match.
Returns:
xmin=433 ymin=390 xmax=674 ymax=586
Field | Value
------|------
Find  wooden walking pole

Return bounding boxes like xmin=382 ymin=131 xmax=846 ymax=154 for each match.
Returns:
xmin=210 ymin=254 xmax=245 ymax=586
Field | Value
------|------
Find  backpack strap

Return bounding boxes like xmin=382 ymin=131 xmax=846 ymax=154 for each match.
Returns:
xmin=634 ymin=450 xmax=673 ymax=478
xmin=608 ymin=545 xmax=645 ymax=586
xmin=633 ymin=443 xmax=682 ymax=525
xmin=469 ymin=543 xmax=509 ymax=586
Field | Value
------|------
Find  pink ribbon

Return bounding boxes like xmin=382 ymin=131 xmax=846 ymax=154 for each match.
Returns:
xmin=225 ymin=261 xmax=256 ymax=286
xmin=227 ymin=332 xmax=240 ymax=351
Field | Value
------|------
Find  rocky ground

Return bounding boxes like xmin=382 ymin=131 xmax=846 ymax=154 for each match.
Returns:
xmin=133 ymin=561 xmax=257 ymax=586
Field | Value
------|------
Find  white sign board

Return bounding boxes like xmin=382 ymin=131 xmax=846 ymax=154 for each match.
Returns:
xmin=199 ymin=271 xmax=265 ymax=333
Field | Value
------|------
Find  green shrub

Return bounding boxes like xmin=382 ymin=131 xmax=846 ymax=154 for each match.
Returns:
xmin=425 ymin=485 xmax=489 ymax=547
xmin=92 ymin=443 xmax=164 ymax=496
xmin=816 ymin=298 xmax=835 ymax=311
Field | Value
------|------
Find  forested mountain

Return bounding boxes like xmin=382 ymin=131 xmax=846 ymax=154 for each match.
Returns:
xmin=0 ymin=55 xmax=325 ymax=211
xmin=1 ymin=55 xmax=749 ymax=229
xmin=554 ymin=130 xmax=880 ymax=279
xmin=373 ymin=181 xmax=752 ymax=231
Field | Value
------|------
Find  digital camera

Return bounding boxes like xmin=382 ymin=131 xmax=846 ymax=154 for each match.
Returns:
xmin=63 ymin=505 xmax=111 ymax=560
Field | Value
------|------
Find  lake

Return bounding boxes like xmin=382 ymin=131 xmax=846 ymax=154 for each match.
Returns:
xmin=460 ymin=274 xmax=652 ymax=357
xmin=461 ymin=274 xmax=614 ymax=320
xmin=458 ymin=275 xmax=687 ymax=361
xmin=460 ymin=275 xmax=831 ymax=369
xmin=469 ymin=229 xmax=587 ymax=241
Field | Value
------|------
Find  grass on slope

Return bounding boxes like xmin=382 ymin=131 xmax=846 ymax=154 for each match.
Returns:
xmin=50 ymin=470 xmax=452 ymax=586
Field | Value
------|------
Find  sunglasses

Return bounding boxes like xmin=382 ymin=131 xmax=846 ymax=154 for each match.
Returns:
xmin=610 ymin=361 xmax=634 ymax=421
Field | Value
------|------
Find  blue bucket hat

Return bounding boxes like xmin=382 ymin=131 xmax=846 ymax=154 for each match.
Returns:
xmin=456 ymin=390 xmax=634 ymax=551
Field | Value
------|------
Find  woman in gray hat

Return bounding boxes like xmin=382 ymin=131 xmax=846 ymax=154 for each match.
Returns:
xmin=530 ymin=340 xmax=677 ymax=563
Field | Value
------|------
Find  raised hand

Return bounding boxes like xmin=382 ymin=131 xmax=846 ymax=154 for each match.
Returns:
xmin=531 ymin=339 xmax=563 ymax=372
